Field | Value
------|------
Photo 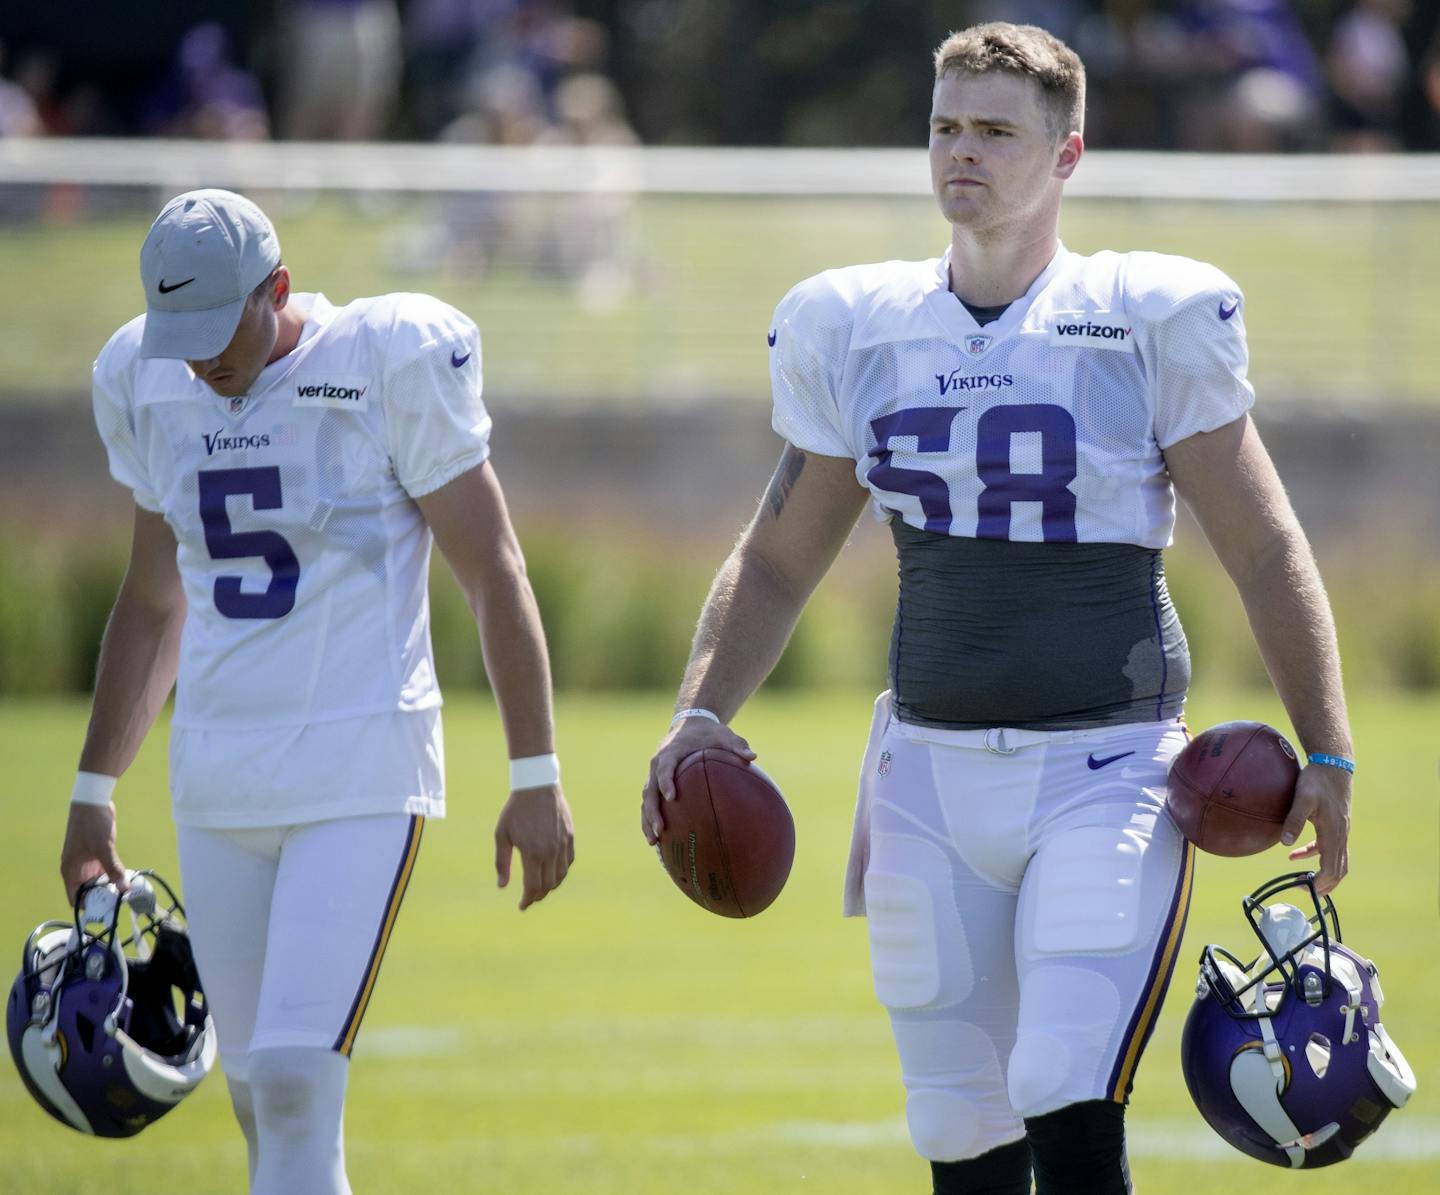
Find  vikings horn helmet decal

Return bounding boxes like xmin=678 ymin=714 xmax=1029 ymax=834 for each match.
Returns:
xmin=6 ymin=871 xmax=216 ymax=1137
xmin=1180 ymin=872 xmax=1415 ymax=1168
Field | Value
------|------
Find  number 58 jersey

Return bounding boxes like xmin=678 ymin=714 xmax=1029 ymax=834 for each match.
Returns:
xmin=92 ymin=292 xmax=490 ymax=735
xmin=769 ymin=245 xmax=1254 ymax=547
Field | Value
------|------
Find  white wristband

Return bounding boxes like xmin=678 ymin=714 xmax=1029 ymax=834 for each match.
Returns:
xmin=509 ymin=753 xmax=560 ymax=791
xmin=71 ymin=772 xmax=118 ymax=807
xmin=671 ymin=708 xmax=721 ymax=727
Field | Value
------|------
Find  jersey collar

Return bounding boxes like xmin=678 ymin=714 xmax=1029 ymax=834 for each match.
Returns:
xmin=925 ymin=243 xmax=1073 ymax=350
xmin=230 ymin=292 xmax=335 ymax=397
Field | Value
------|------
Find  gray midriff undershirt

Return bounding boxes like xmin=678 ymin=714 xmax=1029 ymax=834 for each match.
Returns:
xmin=888 ymin=520 xmax=1191 ymax=730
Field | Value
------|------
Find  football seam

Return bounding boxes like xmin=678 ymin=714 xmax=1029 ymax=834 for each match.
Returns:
xmin=1201 ymin=724 xmax=1262 ymax=798
xmin=706 ymin=755 xmax=745 ymax=918
xmin=1201 ymin=804 xmax=1286 ymax=825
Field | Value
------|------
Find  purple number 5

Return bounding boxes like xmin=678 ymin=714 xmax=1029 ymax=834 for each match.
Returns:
xmin=198 ymin=467 xmax=300 ymax=619
xmin=866 ymin=406 xmax=968 ymax=532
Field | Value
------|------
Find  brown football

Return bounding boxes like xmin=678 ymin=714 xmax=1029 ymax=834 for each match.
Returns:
xmin=656 ymin=749 xmax=796 ymax=917
xmin=1166 ymin=721 xmax=1300 ymax=856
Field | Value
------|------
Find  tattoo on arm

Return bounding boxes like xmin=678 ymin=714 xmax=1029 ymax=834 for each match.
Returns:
xmin=763 ymin=447 xmax=806 ymax=521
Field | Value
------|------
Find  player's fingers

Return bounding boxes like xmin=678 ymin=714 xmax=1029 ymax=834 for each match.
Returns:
xmin=655 ymin=752 xmax=679 ymax=802
xmin=62 ymin=860 xmax=103 ymax=908
xmin=494 ymin=830 xmax=512 ymax=889
xmin=1314 ymin=829 xmax=1349 ymax=896
xmin=102 ymin=848 xmax=128 ymax=894
xmin=519 ymin=855 xmax=549 ymax=910
xmin=1279 ymin=793 xmax=1314 ymax=847
xmin=1286 ymin=840 xmax=1321 ymax=861
xmin=642 ymin=775 xmax=665 ymax=842
xmin=727 ymin=733 xmax=757 ymax=761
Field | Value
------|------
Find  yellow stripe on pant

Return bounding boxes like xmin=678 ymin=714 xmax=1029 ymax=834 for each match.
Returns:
xmin=1108 ymin=837 xmax=1196 ymax=1102
xmin=334 ymin=814 xmax=424 ymax=1057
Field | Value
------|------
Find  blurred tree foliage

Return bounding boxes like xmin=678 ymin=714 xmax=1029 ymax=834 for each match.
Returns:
xmin=1 ymin=530 xmax=1434 ymax=698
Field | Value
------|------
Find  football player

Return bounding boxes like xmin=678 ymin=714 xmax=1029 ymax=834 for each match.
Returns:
xmin=642 ymin=23 xmax=1355 ymax=1195
xmin=60 ymin=189 xmax=575 ymax=1195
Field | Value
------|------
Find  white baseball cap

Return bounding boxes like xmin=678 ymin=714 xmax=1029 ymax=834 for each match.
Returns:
xmin=138 ymin=189 xmax=282 ymax=360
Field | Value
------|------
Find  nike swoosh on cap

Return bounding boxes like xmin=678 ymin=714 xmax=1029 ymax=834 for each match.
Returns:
xmin=451 ymin=350 xmax=471 ymax=368
xmin=1218 ymin=299 xmax=1239 ymax=321
xmin=767 ymin=330 xmax=777 ymax=347
xmin=158 ymin=277 xmax=196 ymax=294
xmin=1086 ymin=751 xmax=1135 ymax=770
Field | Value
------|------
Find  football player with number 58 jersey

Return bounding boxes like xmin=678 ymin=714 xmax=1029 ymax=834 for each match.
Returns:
xmin=61 ymin=189 xmax=574 ymax=1195
xmin=643 ymin=23 xmax=1356 ymax=1195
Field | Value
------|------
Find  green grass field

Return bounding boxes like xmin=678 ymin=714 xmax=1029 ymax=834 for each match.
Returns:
xmin=3 ymin=193 xmax=1439 ymax=406
xmin=0 ymin=688 xmax=1436 ymax=1193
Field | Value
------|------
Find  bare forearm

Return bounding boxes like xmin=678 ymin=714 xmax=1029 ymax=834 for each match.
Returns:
xmin=474 ymin=571 xmax=556 ymax=760
xmin=679 ymin=541 xmax=809 ymax=721
xmin=78 ymin=588 xmax=185 ymax=777
xmin=1233 ymin=533 xmax=1352 ymax=758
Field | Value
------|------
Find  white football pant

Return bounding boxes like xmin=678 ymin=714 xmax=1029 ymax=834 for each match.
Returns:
xmin=855 ymin=693 xmax=1195 ymax=1162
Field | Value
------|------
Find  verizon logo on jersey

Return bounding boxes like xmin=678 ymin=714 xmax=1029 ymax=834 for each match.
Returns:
xmin=293 ymin=374 xmax=371 ymax=411
xmin=1049 ymin=313 xmax=1135 ymax=353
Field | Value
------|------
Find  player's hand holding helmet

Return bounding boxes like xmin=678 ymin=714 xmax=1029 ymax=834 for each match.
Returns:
xmin=7 ymin=870 xmax=215 ymax=1137
xmin=1180 ymin=872 xmax=1415 ymax=1168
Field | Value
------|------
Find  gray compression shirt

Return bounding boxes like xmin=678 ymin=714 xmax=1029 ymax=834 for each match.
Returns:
xmin=887 ymin=519 xmax=1190 ymax=730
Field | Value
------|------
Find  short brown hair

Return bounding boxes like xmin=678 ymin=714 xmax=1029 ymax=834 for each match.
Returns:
xmin=933 ymin=23 xmax=1085 ymax=141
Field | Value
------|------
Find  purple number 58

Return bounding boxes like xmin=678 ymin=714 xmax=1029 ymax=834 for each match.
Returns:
xmin=867 ymin=403 xmax=1078 ymax=541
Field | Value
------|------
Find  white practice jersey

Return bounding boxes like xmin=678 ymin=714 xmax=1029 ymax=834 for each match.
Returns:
xmin=769 ymin=245 xmax=1254 ymax=548
xmin=93 ymin=293 xmax=489 ymax=826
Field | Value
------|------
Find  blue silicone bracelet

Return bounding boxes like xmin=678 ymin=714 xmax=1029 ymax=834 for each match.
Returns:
xmin=1307 ymin=752 xmax=1356 ymax=774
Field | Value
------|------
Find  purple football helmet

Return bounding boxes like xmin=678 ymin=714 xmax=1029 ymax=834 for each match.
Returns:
xmin=7 ymin=870 xmax=216 ymax=1137
xmin=1181 ymin=872 xmax=1415 ymax=1168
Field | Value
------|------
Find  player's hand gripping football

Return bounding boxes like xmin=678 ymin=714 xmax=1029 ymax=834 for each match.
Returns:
xmin=642 ymin=715 xmax=756 ymax=845
xmin=495 ymin=784 xmax=575 ymax=911
xmin=1282 ymin=762 xmax=1352 ymax=895
xmin=59 ymin=802 xmax=129 ymax=907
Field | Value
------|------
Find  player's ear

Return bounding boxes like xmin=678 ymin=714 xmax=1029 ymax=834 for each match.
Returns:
xmin=270 ymin=266 xmax=291 ymax=310
xmin=1054 ymin=131 xmax=1083 ymax=181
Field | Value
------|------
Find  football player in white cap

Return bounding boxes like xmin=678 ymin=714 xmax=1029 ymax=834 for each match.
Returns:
xmin=642 ymin=22 xmax=1355 ymax=1195
xmin=61 ymin=188 xmax=575 ymax=1195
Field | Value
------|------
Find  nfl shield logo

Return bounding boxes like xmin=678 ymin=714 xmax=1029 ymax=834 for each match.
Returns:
xmin=877 ymin=750 xmax=892 ymax=777
xmin=965 ymin=335 xmax=992 ymax=357
xmin=228 ymin=396 xmax=247 ymax=415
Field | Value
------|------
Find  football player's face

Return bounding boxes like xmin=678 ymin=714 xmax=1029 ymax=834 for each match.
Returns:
xmin=186 ymin=271 xmax=286 ymax=397
xmin=929 ymin=72 xmax=1080 ymax=232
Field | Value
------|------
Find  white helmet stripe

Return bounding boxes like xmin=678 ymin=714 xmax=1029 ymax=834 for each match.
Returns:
xmin=1229 ymin=1046 xmax=1305 ymax=1168
xmin=115 ymin=1018 xmax=218 ymax=1103
xmin=1367 ymin=1024 xmax=1417 ymax=1109
xmin=19 ymin=1027 xmax=94 ymax=1134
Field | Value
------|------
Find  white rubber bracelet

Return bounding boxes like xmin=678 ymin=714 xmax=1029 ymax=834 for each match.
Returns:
xmin=509 ymin=753 xmax=560 ymax=791
xmin=671 ymin=708 xmax=721 ymax=727
xmin=71 ymin=772 xmax=118 ymax=807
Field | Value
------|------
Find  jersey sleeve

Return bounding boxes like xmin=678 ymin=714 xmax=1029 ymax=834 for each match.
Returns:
xmin=381 ymin=295 xmax=493 ymax=498
xmin=768 ymin=274 xmax=855 ymax=459
xmin=1130 ymin=256 xmax=1256 ymax=449
xmin=91 ymin=321 xmax=161 ymax=512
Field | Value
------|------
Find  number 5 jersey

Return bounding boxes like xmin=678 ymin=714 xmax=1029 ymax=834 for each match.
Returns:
xmin=92 ymin=292 xmax=490 ymax=827
xmin=768 ymin=246 xmax=1255 ymax=730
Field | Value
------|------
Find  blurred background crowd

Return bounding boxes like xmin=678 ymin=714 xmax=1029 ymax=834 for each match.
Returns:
xmin=4 ymin=0 xmax=1440 ymax=152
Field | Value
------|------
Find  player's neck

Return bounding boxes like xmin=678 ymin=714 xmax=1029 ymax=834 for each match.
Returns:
xmin=947 ymin=225 xmax=1059 ymax=308
xmin=266 ymin=305 xmax=307 ymax=366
